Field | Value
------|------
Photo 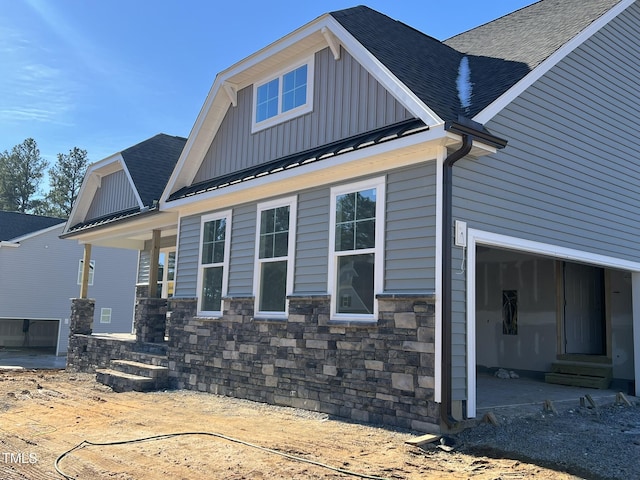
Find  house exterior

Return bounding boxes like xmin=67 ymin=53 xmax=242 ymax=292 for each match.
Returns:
xmin=0 ymin=211 xmax=137 ymax=355
xmin=64 ymin=0 xmax=640 ymax=433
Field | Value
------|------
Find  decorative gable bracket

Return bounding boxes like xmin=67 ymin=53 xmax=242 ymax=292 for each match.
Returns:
xmin=321 ymin=27 xmax=341 ymax=60
xmin=223 ymin=81 xmax=238 ymax=107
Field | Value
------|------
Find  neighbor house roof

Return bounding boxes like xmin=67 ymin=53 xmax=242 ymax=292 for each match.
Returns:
xmin=0 ymin=211 xmax=65 ymax=242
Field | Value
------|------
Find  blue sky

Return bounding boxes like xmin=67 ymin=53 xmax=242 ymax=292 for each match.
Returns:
xmin=0 ymin=1 xmax=535 ymax=170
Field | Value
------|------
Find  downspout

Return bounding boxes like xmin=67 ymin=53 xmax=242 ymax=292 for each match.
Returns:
xmin=440 ymin=134 xmax=473 ymax=429
xmin=440 ymin=119 xmax=507 ymax=430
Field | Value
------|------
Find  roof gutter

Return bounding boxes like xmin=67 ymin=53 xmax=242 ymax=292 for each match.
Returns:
xmin=440 ymin=118 xmax=507 ymax=430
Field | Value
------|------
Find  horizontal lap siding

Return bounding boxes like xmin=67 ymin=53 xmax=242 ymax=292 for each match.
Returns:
xmin=385 ymin=164 xmax=437 ymax=292
xmin=175 ymin=215 xmax=200 ymax=297
xmin=193 ymin=48 xmax=413 ymax=183
xmin=450 ymin=3 xmax=640 ymax=400
xmin=86 ymin=170 xmax=138 ymax=221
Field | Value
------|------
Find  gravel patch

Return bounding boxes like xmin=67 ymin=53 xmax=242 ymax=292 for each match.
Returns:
xmin=456 ymin=400 xmax=640 ymax=480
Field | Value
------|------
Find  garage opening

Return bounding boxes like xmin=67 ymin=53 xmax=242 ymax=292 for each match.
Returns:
xmin=473 ymin=245 xmax=636 ymax=414
xmin=0 ymin=318 xmax=59 ymax=355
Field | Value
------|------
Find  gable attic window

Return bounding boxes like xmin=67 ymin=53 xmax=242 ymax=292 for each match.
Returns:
xmin=252 ymin=57 xmax=314 ymax=133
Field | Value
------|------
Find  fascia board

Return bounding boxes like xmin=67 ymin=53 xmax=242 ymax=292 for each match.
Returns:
xmin=323 ymin=16 xmax=444 ymax=127
xmin=0 ymin=241 xmax=21 ymax=248
xmin=65 ymin=153 xmax=128 ymax=233
xmin=161 ymin=14 xmax=445 ymax=205
xmin=118 ymin=155 xmax=145 ymax=209
xmin=474 ymin=0 xmax=634 ymax=124
xmin=65 ymin=211 xmax=178 ymax=250
xmin=160 ymin=15 xmax=335 ymax=205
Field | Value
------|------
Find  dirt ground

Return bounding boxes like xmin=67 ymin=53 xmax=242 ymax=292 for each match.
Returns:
xmin=0 ymin=370 xmax=580 ymax=479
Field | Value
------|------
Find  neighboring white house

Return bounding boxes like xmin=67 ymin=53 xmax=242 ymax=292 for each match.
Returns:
xmin=0 ymin=211 xmax=137 ymax=355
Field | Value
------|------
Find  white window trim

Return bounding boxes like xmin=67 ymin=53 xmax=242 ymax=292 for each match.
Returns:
xmin=197 ymin=210 xmax=232 ymax=316
xmin=251 ymin=56 xmax=314 ymax=133
xmin=158 ymin=248 xmax=176 ymax=299
xmin=253 ymin=196 xmax=297 ymax=319
xmin=328 ymin=177 xmax=385 ymax=321
xmin=100 ymin=307 xmax=112 ymax=324
xmin=77 ymin=259 xmax=95 ymax=286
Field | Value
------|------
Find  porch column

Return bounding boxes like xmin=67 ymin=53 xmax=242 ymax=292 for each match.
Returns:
xmin=632 ymin=272 xmax=640 ymax=396
xmin=148 ymin=229 xmax=161 ymax=298
xmin=79 ymin=243 xmax=92 ymax=298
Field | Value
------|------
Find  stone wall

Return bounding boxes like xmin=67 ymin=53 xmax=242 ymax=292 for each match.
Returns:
xmin=168 ymin=294 xmax=439 ymax=432
xmin=134 ymin=297 xmax=167 ymax=343
xmin=66 ymin=334 xmax=139 ymax=372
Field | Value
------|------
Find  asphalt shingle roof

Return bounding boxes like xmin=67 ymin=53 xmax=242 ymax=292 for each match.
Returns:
xmin=121 ymin=133 xmax=187 ymax=207
xmin=0 ymin=211 xmax=65 ymax=242
xmin=332 ymin=1 xmax=619 ymax=120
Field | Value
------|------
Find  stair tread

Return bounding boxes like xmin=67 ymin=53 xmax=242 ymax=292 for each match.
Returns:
xmin=96 ymin=368 xmax=155 ymax=382
xmin=552 ymin=360 xmax=612 ymax=367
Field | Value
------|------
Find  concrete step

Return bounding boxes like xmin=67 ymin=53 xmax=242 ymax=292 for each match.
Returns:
xmin=111 ymin=359 xmax=168 ymax=380
xmin=96 ymin=368 xmax=158 ymax=393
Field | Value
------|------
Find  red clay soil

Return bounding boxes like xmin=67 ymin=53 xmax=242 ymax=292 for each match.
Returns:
xmin=0 ymin=370 xmax=577 ymax=479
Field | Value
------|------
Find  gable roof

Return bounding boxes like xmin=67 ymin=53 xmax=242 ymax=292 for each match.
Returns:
xmin=445 ymin=0 xmax=627 ymax=121
xmin=331 ymin=5 xmax=531 ymax=121
xmin=121 ymin=134 xmax=187 ymax=208
xmin=163 ymin=1 xmax=628 ymax=205
xmin=0 ymin=211 xmax=64 ymax=242
xmin=65 ymin=133 xmax=186 ymax=235
xmin=444 ymin=0 xmax=620 ymax=69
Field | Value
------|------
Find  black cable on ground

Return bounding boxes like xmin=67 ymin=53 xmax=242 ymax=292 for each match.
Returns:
xmin=55 ymin=431 xmax=391 ymax=480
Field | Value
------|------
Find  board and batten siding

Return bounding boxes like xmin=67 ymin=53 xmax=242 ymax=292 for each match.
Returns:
xmin=228 ymin=204 xmax=256 ymax=296
xmin=295 ymin=187 xmax=330 ymax=293
xmin=85 ymin=170 xmax=138 ymax=221
xmin=192 ymin=47 xmax=413 ymax=183
xmin=450 ymin=2 xmax=640 ymax=400
xmin=385 ymin=164 xmax=437 ymax=292
xmin=174 ymin=215 xmax=201 ymax=298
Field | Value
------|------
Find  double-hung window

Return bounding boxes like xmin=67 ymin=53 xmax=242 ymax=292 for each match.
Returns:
xmin=198 ymin=211 xmax=231 ymax=315
xmin=254 ymin=197 xmax=297 ymax=318
xmin=252 ymin=57 xmax=314 ymax=132
xmin=329 ymin=178 xmax=385 ymax=320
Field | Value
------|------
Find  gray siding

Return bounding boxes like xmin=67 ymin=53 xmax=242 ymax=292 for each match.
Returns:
xmin=0 ymin=226 xmax=137 ymax=353
xmin=385 ymin=164 xmax=437 ymax=292
xmin=295 ymin=187 xmax=330 ymax=293
xmin=86 ymin=170 xmax=138 ymax=220
xmin=193 ymin=47 xmax=413 ymax=183
xmin=228 ymin=204 xmax=256 ymax=296
xmin=451 ymin=3 xmax=640 ymax=400
xmin=175 ymin=167 xmax=439 ymax=302
xmin=174 ymin=215 xmax=200 ymax=297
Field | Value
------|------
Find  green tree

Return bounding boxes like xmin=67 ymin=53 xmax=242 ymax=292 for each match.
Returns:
xmin=0 ymin=138 xmax=47 ymax=213
xmin=39 ymin=147 xmax=89 ymax=218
